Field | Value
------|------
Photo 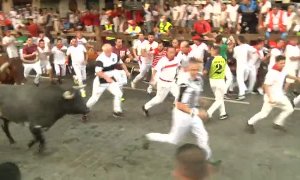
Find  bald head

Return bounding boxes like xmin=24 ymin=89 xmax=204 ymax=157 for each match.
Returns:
xmin=102 ymin=43 xmax=113 ymax=56
xmin=180 ymin=41 xmax=190 ymax=54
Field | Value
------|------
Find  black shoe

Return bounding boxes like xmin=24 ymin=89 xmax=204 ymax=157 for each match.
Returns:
xmin=219 ymin=114 xmax=228 ymax=120
xmin=272 ymin=124 xmax=287 ymax=132
xmin=113 ymin=112 xmax=124 ymax=118
xmin=245 ymin=123 xmax=255 ymax=134
xmin=34 ymin=82 xmax=39 ymax=87
xmin=142 ymin=105 xmax=149 ymax=117
xmin=57 ymin=79 xmax=63 ymax=85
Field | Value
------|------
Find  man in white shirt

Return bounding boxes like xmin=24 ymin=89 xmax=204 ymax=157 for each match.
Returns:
xmin=37 ymin=39 xmax=54 ymax=84
xmin=190 ymin=36 xmax=209 ymax=62
xmin=268 ymin=39 xmax=285 ymax=70
xmin=264 ymin=5 xmax=288 ymax=39
xmin=36 ymin=32 xmax=50 ymax=48
xmin=85 ymin=44 xmax=124 ymax=119
xmin=142 ymin=47 xmax=180 ymax=117
xmin=233 ymin=36 xmax=252 ymax=100
xmin=66 ymin=38 xmax=87 ymax=97
xmin=51 ymin=38 xmax=67 ymax=84
xmin=212 ymin=0 xmax=222 ymax=28
xmin=246 ymin=55 xmax=300 ymax=134
xmin=226 ymin=0 xmax=239 ymax=30
xmin=1 ymin=30 xmax=18 ymax=65
xmin=284 ymin=37 xmax=300 ymax=92
xmin=203 ymin=0 xmax=213 ymax=22
xmin=172 ymin=1 xmax=181 ymax=27
xmin=131 ymin=33 xmax=151 ymax=89
xmin=75 ymin=31 xmax=87 ymax=47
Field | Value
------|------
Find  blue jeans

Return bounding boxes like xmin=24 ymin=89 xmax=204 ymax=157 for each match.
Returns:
xmin=265 ymin=31 xmax=287 ymax=39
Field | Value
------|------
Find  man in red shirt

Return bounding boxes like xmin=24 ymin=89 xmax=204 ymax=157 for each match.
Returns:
xmin=27 ymin=19 xmax=39 ymax=38
xmin=147 ymin=41 xmax=167 ymax=94
xmin=193 ymin=12 xmax=212 ymax=36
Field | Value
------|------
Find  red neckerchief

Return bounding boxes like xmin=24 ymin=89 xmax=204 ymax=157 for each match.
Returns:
xmin=272 ymin=64 xmax=283 ymax=72
xmin=287 ymin=12 xmax=292 ymax=17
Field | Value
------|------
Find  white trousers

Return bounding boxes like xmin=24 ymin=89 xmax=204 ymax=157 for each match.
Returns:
xmin=144 ymin=79 xmax=178 ymax=110
xmin=72 ymin=64 xmax=86 ymax=85
xmin=225 ymin=64 xmax=233 ymax=93
xmin=247 ymin=65 xmax=258 ymax=92
xmin=86 ymin=77 xmax=123 ymax=113
xmin=114 ymin=70 xmax=128 ymax=87
xmin=294 ymin=95 xmax=300 ymax=106
xmin=132 ymin=61 xmax=151 ymax=84
xmin=23 ymin=61 xmax=42 ymax=84
xmin=207 ymin=79 xmax=227 ymax=117
xmin=236 ymin=63 xmax=249 ymax=96
xmin=146 ymin=108 xmax=212 ymax=160
xmin=212 ymin=15 xmax=221 ymax=28
xmin=54 ymin=64 xmax=66 ymax=76
xmin=248 ymin=95 xmax=294 ymax=126
xmin=113 ymin=16 xmax=120 ymax=32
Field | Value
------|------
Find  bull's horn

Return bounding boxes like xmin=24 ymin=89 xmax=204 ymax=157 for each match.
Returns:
xmin=73 ymin=85 xmax=86 ymax=89
xmin=0 ymin=62 xmax=10 ymax=72
xmin=63 ymin=91 xmax=75 ymax=99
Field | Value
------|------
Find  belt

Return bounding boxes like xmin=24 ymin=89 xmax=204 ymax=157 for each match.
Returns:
xmin=159 ymin=77 xmax=172 ymax=82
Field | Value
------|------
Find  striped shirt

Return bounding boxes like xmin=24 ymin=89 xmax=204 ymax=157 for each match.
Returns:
xmin=152 ymin=48 xmax=167 ymax=68
xmin=177 ymin=74 xmax=203 ymax=108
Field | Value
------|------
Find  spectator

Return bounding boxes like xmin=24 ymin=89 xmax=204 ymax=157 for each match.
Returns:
xmin=27 ymin=18 xmax=39 ymax=39
xmin=227 ymin=0 xmax=239 ymax=33
xmin=144 ymin=3 xmax=154 ymax=33
xmin=157 ymin=15 xmax=172 ymax=35
xmin=203 ymin=0 xmax=213 ymax=24
xmin=258 ymin=0 xmax=272 ymax=28
xmin=0 ymin=162 xmax=21 ymax=180
xmin=171 ymin=1 xmax=181 ymax=27
xmin=238 ymin=0 xmax=259 ymax=34
xmin=124 ymin=20 xmax=141 ymax=36
xmin=264 ymin=4 xmax=288 ymax=39
xmin=212 ymin=0 xmax=222 ymax=29
xmin=193 ymin=12 xmax=212 ymax=36
xmin=103 ymin=20 xmax=115 ymax=45
xmin=286 ymin=5 xmax=296 ymax=32
xmin=220 ymin=3 xmax=228 ymax=31
xmin=172 ymin=144 xmax=213 ymax=180
xmin=186 ymin=3 xmax=198 ymax=30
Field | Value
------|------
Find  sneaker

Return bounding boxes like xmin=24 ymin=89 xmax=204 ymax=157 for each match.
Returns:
xmin=224 ymin=94 xmax=230 ymax=100
xmin=236 ymin=95 xmax=246 ymax=101
xmin=245 ymin=123 xmax=255 ymax=134
xmin=208 ymin=159 xmax=222 ymax=167
xmin=121 ymin=97 xmax=125 ymax=102
xmin=272 ymin=124 xmax=287 ymax=132
xmin=113 ymin=112 xmax=124 ymax=118
xmin=80 ymin=89 xmax=86 ymax=98
xmin=219 ymin=114 xmax=228 ymax=120
xmin=147 ymin=86 xmax=152 ymax=94
xmin=257 ymin=88 xmax=264 ymax=95
xmin=131 ymin=82 xmax=136 ymax=89
xmin=34 ymin=82 xmax=39 ymax=87
xmin=142 ymin=105 xmax=149 ymax=117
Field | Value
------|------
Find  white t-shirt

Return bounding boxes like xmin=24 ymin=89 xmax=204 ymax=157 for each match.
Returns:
xmin=38 ymin=46 xmax=50 ymax=61
xmin=133 ymin=40 xmax=150 ymax=56
xmin=190 ymin=43 xmax=208 ymax=61
xmin=203 ymin=4 xmax=213 ymax=20
xmin=264 ymin=69 xmax=287 ymax=98
xmin=171 ymin=6 xmax=181 ymax=21
xmin=284 ymin=44 xmax=300 ymax=70
xmin=260 ymin=1 xmax=272 ymax=14
xmin=233 ymin=44 xmax=252 ymax=66
xmin=268 ymin=48 xmax=283 ymax=70
xmin=95 ymin=52 xmax=121 ymax=78
xmin=37 ymin=37 xmax=50 ymax=46
xmin=2 ymin=36 xmax=18 ymax=58
xmin=51 ymin=46 xmax=67 ymax=64
xmin=177 ymin=51 xmax=194 ymax=68
xmin=66 ymin=45 xmax=87 ymax=65
xmin=212 ymin=1 xmax=222 ymax=15
xmin=155 ymin=56 xmax=181 ymax=82
xmin=77 ymin=37 xmax=87 ymax=46
xmin=227 ymin=4 xmax=239 ymax=22
xmin=248 ymin=47 xmax=264 ymax=68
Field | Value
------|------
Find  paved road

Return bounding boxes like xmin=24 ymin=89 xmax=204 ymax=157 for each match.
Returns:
xmin=0 ymin=76 xmax=300 ymax=180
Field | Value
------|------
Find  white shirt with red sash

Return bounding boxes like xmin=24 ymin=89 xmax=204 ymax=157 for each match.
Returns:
xmin=155 ymin=56 xmax=180 ymax=83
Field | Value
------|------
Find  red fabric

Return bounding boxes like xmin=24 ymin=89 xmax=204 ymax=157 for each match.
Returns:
xmin=268 ymin=10 xmax=285 ymax=32
xmin=23 ymin=44 xmax=38 ymax=61
xmin=152 ymin=48 xmax=167 ymax=68
xmin=27 ymin=23 xmax=39 ymax=37
xmin=194 ymin=20 xmax=211 ymax=35
xmin=81 ymin=13 xmax=93 ymax=26
xmin=92 ymin=13 xmax=100 ymax=26
xmin=135 ymin=10 xmax=144 ymax=23
xmin=272 ymin=64 xmax=283 ymax=72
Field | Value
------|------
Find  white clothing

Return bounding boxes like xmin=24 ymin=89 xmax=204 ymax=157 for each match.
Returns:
xmin=146 ymin=108 xmax=211 ymax=160
xmin=233 ymin=44 xmax=252 ymax=66
xmin=54 ymin=64 xmax=66 ymax=76
xmin=155 ymin=56 xmax=180 ymax=82
xmin=2 ymin=36 xmax=18 ymax=58
xmin=264 ymin=69 xmax=287 ymax=99
xmin=51 ymin=46 xmax=67 ymax=65
xmin=207 ymin=79 xmax=227 ymax=117
xmin=227 ymin=4 xmax=239 ymax=23
xmin=133 ymin=40 xmax=150 ymax=57
xmin=66 ymin=45 xmax=87 ymax=65
xmin=265 ymin=11 xmax=288 ymax=31
xmin=284 ymin=44 xmax=300 ymax=71
xmin=23 ymin=61 xmax=42 ymax=84
xmin=190 ymin=43 xmax=209 ymax=61
xmin=77 ymin=37 xmax=87 ymax=46
xmin=286 ymin=12 xmax=296 ymax=31
xmin=176 ymin=51 xmax=193 ymax=68
xmin=37 ymin=46 xmax=50 ymax=61
xmin=248 ymin=95 xmax=293 ymax=126
xmin=260 ymin=1 xmax=272 ymax=14
xmin=268 ymin=48 xmax=283 ymax=70
xmin=36 ymin=37 xmax=50 ymax=46
xmin=95 ymin=52 xmax=121 ymax=78
xmin=203 ymin=4 xmax=213 ymax=21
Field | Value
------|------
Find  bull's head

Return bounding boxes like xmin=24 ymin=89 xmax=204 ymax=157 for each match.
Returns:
xmin=62 ymin=89 xmax=89 ymax=115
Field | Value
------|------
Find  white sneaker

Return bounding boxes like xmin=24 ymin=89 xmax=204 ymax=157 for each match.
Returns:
xmin=257 ymin=88 xmax=264 ymax=95
xmin=147 ymin=86 xmax=152 ymax=94
xmin=131 ymin=82 xmax=136 ymax=89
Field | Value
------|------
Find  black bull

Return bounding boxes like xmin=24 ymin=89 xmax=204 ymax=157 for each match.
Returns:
xmin=0 ymin=53 xmax=24 ymax=85
xmin=0 ymin=85 xmax=89 ymax=152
